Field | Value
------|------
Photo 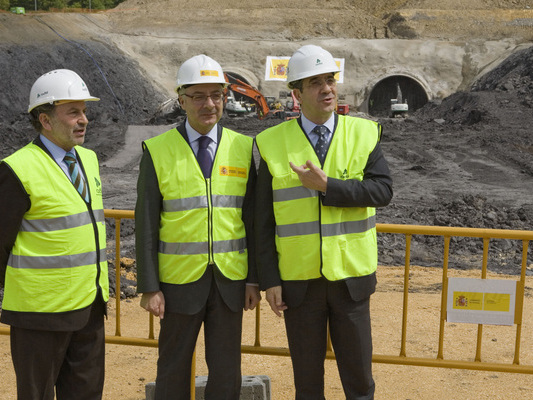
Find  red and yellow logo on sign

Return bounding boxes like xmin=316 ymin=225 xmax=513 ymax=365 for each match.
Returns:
xmin=219 ymin=166 xmax=247 ymax=178
xmin=200 ymin=70 xmax=219 ymax=77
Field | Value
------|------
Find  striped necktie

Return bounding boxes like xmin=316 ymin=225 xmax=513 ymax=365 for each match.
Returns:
xmin=64 ymin=151 xmax=89 ymax=203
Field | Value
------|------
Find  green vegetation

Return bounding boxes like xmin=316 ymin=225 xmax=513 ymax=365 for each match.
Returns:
xmin=3 ymin=0 xmax=127 ymax=11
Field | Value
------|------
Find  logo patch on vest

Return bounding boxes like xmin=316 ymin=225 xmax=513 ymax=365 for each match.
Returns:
xmin=340 ymin=169 xmax=349 ymax=179
xmin=219 ymin=166 xmax=247 ymax=178
xmin=94 ymin=177 xmax=102 ymax=195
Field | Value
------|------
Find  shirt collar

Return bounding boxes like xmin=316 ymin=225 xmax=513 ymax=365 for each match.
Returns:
xmin=301 ymin=113 xmax=335 ymax=136
xmin=40 ymin=134 xmax=74 ymax=163
xmin=185 ymin=120 xmax=218 ymax=144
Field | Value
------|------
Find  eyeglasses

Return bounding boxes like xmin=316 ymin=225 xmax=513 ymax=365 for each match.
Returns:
xmin=182 ymin=92 xmax=225 ymax=104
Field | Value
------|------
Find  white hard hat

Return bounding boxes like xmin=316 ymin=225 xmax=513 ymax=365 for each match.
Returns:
xmin=286 ymin=45 xmax=340 ymax=86
xmin=175 ymin=54 xmax=227 ymax=93
xmin=28 ymin=69 xmax=99 ymax=113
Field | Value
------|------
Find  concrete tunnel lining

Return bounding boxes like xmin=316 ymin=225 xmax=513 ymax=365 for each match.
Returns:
xmin=361 ymin=73 xmax=431 ymax=116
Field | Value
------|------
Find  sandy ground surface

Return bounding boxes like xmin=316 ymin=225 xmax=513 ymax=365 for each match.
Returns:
xmin=1 ymin=265 xmax=532 ymax=399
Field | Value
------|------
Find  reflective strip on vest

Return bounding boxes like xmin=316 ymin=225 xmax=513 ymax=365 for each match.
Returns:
xmin=322 ymin=215 xmax=376 ymax=237
xmin=276 ymin=221 xmax=319 ymax=237
xmin=273 ymin=186 xmax=316 ymax=202
xmin=212 ymin=195 xmax=244 ymax=209
xmin=163 ymin=196 xmax=207 ymax=212
xmin=8 ymin=248 xmax=106 ymax=269
xmin=276 ymin=215 xmax=376 ymax=238
xmin=163 ymin=195 xmax=244 ymax=212
xmin=19 ymin=209 xmax=105 ymax=232
xmin=160 ymin=237 xmax=246 ymax=255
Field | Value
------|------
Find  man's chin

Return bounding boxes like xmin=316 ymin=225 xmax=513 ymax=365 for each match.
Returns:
xmin=73 ymin=136 xmax=85 ymax=146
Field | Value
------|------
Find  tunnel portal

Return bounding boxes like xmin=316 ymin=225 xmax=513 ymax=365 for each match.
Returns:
xmin=368 ymin=75 xmax=428 ymax=117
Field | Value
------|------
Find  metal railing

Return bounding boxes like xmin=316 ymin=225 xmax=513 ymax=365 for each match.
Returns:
xmin=374 ymin=224 xmax=532 ymax=374
xmin=1 ymin=211 xmax=532 ymax=377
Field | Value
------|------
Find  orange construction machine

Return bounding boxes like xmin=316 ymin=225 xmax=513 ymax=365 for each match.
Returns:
xmin=224 ymin=74 xmax=273 ymax=120
xmin=224 ymin=74 xmax=299 ymax=120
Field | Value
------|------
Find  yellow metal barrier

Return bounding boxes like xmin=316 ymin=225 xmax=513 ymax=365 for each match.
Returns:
xmin=375 ymin=224 xmax=532 ymax=374
xmin=1 ymin=212 xmax=532 ymax=378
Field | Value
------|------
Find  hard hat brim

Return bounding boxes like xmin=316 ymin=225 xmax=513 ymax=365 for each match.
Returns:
xmin=28 ymin=96 xmax=100 ymax=113
xmin=175 ymin=81 xmax=228 ymax=94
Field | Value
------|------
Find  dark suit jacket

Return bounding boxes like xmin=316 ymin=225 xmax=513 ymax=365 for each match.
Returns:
xmin=254 ymin=115 xmax=393 ymax=308
xmin=135 ymin=122 xmax=257 ymax=314
xmin=0 ymin=136 xmax=106 ymax=330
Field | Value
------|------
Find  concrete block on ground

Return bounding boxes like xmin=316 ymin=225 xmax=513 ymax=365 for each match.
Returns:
xmin=145 ymin=375 xmax=271 ymax=400
xmin=145 ymin=381 xmax=155 ymax=400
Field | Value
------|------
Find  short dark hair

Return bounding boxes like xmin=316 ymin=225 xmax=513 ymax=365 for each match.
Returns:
xmin=29 ymin=103 xmax=55 ymax=132
xmin=288 ymin=79 xmax=303 ymax=91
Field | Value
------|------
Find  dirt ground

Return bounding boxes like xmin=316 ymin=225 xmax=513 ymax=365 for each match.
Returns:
xmin=1 ymin=0 xmax=533 ymax=398
xmin=1 ymin=265 xmax=532 ymax=399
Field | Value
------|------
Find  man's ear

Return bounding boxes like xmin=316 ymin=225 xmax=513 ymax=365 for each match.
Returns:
xmin=293 ymin=89 xmax=303 ymax=103
xmin=39 ymin=112 xmax=52 ymax=132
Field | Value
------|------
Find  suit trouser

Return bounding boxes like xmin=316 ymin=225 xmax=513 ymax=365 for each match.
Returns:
xmin=10 ymin=300 xmax=105 ymax=400
xmin=155 ymin=280 xmax=243 ymax=400
xmin=284 ymin=278 xmax=375 ymax=400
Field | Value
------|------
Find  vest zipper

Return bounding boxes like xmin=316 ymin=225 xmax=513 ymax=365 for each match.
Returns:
xmin=87 ymin=202 xmax=103 ymax=297
xmin=318 ymin=194 xmax=325 ymax=277
xmin=206 ymin=178 xmax=215 ymax=265
xmin=78 ymin=160 xmax=102 ymax=299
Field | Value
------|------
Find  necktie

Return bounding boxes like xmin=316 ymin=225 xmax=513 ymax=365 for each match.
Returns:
xmin=313 ymin=125 xmax=329 ymax=165
xmin=64 ymin=151 xmax=89 ymax=203
xmin=197 ymin=135 xmax=213 ymax=178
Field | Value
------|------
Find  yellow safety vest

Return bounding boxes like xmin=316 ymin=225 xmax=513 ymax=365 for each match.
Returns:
xmin=144 ymin=127 xmax=252 ymax=284
xmin=2 ymin=143 xmax=108 ymax=313
xmin=256 ymin=115 xmax=380 ymax=281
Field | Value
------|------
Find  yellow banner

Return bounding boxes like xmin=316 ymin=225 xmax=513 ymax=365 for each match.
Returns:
xmin=219 ymin=166 xmax=247 ymax=178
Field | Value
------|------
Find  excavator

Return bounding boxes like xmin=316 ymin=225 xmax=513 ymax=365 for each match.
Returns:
xmin=390 ymin=83 xmax=408 ymax=118
xmin=224 ymin=73 xmax=272 ymax=119
xmin=224 ymin=74 xmax=298 ymax=120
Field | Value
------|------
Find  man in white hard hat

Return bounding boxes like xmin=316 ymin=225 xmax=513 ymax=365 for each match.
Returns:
xmin=255 ymin=45 xmax=393 ymax=399
xmin=0 ymin=69 xmax=109 ymax=399
xmin=136 ymin=54 xmax=260 ymax=399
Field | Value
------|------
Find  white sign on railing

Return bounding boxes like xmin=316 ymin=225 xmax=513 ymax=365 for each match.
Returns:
xmin=447 ymin=278 xmax=516 ymax=325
